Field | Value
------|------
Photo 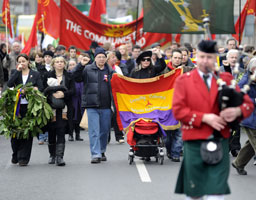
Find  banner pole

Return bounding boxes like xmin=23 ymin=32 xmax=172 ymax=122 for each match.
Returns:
xmin=135 ymin=0 xmax=139 ymax=43
xmin=5 ymin=8 xmax=9 ymax=53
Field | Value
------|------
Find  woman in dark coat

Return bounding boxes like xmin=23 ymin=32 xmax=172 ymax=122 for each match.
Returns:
xmin=130 ymin=49 xmax=166 ymax=79
xmin=7 ymin=53 xmax=43 ymax=166
xmin=44 ymin=56 xmax=75 ymax=166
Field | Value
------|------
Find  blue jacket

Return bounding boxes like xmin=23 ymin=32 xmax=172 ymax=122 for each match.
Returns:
xmin=238 ymin=72 xmax=256 ymax=129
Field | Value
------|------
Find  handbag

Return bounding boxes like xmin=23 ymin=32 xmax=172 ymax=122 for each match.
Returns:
xmin=49 ymin=95 xmax=65 ymax=109
xmin=200 ymin=138 xmax=223 ymax=165
xmin=79 ymin=110 xmax=88 ymax=130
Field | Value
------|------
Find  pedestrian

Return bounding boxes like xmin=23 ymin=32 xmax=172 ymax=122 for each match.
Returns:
xmin=44 ymin=56 xmax=75 ymax=166
xmin=72 ymin=47 xmax=114 ymax=164
xmin=67 ymin=57 xmax=89 ymax=142
xmin=7 ymin=53 xmax=44 ymax=166
xmin=107 ymin=51 xmax=125 ymax=143
xmin=232 ymin=57 xmax=256 ymax=175
xmin=130 ymin=48 xmax=166 ymax=78
xmin=172 ymin=40 xmax=253 ymax=200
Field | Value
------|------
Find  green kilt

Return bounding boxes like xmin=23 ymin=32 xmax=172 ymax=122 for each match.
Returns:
xmin=175 ymin=139 xmax=231 ymax=197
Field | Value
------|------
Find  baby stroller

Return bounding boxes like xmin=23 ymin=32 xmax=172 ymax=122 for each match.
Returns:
xmin=127 ymin=119 xmax=165 ymax=165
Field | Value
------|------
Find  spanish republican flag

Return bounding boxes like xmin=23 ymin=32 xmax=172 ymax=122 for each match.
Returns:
xmin=2 ymin=0 xmax=13 ymax=38
xmin=111 ymin=68 xmax=182 ymax=132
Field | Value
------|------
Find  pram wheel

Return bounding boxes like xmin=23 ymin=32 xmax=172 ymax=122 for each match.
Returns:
xmin=128 ymin=148 xmax=134 ymax=165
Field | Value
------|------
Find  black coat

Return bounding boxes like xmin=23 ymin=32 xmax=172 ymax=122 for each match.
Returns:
xmin=129 ymin=57 xmax=166 ymax=79
xmin=7 ymin=69 xmax=44 ymax=92
xmin=36 ymin=63 xmax=49 ymax=89
xmin=44 ymin=70 xmax=75 ymax=130
xmin=72 ymin=62 xmax=115 ymax=108
xmin=44 ymin=70 xmax=75 ymax=107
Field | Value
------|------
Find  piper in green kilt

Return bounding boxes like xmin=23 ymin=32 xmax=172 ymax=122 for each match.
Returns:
xmin=172 ymin=40 xmax=254 ymax=200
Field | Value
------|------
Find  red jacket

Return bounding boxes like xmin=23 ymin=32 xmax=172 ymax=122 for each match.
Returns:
xmin=172 ymin=69 xmax=254 ymax=141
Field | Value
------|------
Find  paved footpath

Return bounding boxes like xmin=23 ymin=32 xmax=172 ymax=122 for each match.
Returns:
xmin=0 ymin=131 xmax=255 ymax=200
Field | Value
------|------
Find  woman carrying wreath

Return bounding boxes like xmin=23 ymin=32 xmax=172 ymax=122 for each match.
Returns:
xmin=44 ymin=56 xmax=75 ymax=166
xmin=7 ymin=53 xmax=44 ymax=166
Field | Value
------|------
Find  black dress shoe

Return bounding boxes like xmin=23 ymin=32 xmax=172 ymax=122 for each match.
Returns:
xmin=68 ymin=135 xmax=74 ymax=141
xmin=11 ymin=157 xmax=18 ymax=164
xmin=75 ymin=136 xmax=84 ymax=141
xmin=91 ymin=158 xmax=101 ymax=164
xmin=19 ymin=160 xmax=28 ymax=166
xmin=101 ymin=153 xmax=107 ymax=161
xmin=48 ymin=156 xmax=56 ymax=164
xmin=232 ymin=162 xmax=247 ymax=175
xmin=231 ymin=150 xmax=239 ymax=157
xmin=167 ymin=153 xmax=172 ymax=159
xmin=171 ymin=157 xmax=180 ymax=162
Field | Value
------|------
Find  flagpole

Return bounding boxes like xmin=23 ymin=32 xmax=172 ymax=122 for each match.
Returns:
xmin=5 ymin=8 xmax=9 ymax=53
xmin=41 ymin=14 xmax=45 ymax=51
xmin=135 ymin=0 xmax=139 ymax=43
xmin=239 ymin=0 xmax=241 ymax=45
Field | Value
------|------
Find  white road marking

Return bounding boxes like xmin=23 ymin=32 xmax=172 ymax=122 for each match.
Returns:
xmin=135 ymin=159 xmax=151 ymax=183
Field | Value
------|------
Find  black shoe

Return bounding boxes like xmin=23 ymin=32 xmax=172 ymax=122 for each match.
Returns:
xmin=232 ymin=162 xmax=247 ymax=175
xmin=56 ymin=157 xmax=65 ymax=166
xmin=19 ymin=160 xmax=28 ymax=166
xmin=48 ymin=156 xmax=56 ymax=164
xmin=68 ymin=135 xmax=74 ymax=141
xmin=171 ymin=157 xmax=180 ymax=162
xmin=231 ymin=150 xmax=239 ymax=157
xmin=75 ymin=135 xmax=84 ymax=141
xmin=11 ymin=157 xmax=18 ymax=164
xmin=167 ymin=153 xmax=172 ymax=159
xmin=91 ymin=158 xmax=101 ymax=164
xmin=101 ymin=153 xmax=107 ymax=161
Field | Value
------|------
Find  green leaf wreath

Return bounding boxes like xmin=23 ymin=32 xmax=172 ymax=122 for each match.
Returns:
xmin=0 ymin=83 xmax=54 ymax=139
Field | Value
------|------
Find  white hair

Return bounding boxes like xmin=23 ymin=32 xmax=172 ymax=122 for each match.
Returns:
xmin=226 ymin=49 xmax=239 ymax=58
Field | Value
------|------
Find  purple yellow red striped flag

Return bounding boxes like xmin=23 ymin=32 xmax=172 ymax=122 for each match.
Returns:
xmin=111 ymin=68 xmax=182 ymax=132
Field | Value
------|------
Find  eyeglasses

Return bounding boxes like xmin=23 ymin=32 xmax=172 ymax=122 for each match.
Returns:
xmin=141 ymin=58 xmax=151 ymax=62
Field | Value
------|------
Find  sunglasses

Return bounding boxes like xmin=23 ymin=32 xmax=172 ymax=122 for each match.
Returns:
xmin=141 ymin=58 xmax=151 ymax=62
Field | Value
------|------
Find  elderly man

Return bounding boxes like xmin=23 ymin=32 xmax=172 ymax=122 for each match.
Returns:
xmin=72 ymin=47 xmax=115 ymax=164
xmin=219 ymin=38 xmax=237 ymax=66
xmin=3 ymin=42 xmax=21 ymax=78
xmin=172 ymin=40 xmax=253 ymax=200
xmin=220 ymin=49 xmax=244 ymax=157
xmin=220 ymin=49 xmax=244 ymax=79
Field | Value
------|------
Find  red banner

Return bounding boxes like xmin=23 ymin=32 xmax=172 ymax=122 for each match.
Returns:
xmin=2 ymin=0 xmax=13 ymax=38
xmin=59 ymin=0 xmax=172 ymax=50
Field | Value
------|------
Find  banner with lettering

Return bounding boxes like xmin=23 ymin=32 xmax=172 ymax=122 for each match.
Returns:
xmin=59 ymin=0 xmax=172 ymax=50
xmin=111 ymin=69 xmax=183 ymax=132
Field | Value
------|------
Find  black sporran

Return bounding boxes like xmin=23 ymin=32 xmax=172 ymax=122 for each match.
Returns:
xmin=200 ymin=139 xmax=223 ymax=165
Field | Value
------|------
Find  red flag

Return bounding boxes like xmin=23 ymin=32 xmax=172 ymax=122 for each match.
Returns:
xmin=21 ymin=14 xmax=38 ymax=55
xmin=89 ymin=0 xmax=106 ymax=22
xmin=2 ymin=0 xmax=13 ymax=38
xmin=59 ymin=0 xmax=172 ymax=50
xmin=175 ymin=34 xmax=181 ymax=43
xmin=37 ymin=0 xmax=60 ymax=39
xmin=232 ymin=0 xmax=256 ymax=43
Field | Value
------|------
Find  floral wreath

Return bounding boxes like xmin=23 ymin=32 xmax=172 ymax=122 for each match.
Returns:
xmin=0 ymin=83 xmax=53 ymax=139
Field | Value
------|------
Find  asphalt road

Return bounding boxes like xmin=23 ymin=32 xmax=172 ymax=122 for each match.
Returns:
xmin=0 ymin=131 xmax=255 ymax=200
